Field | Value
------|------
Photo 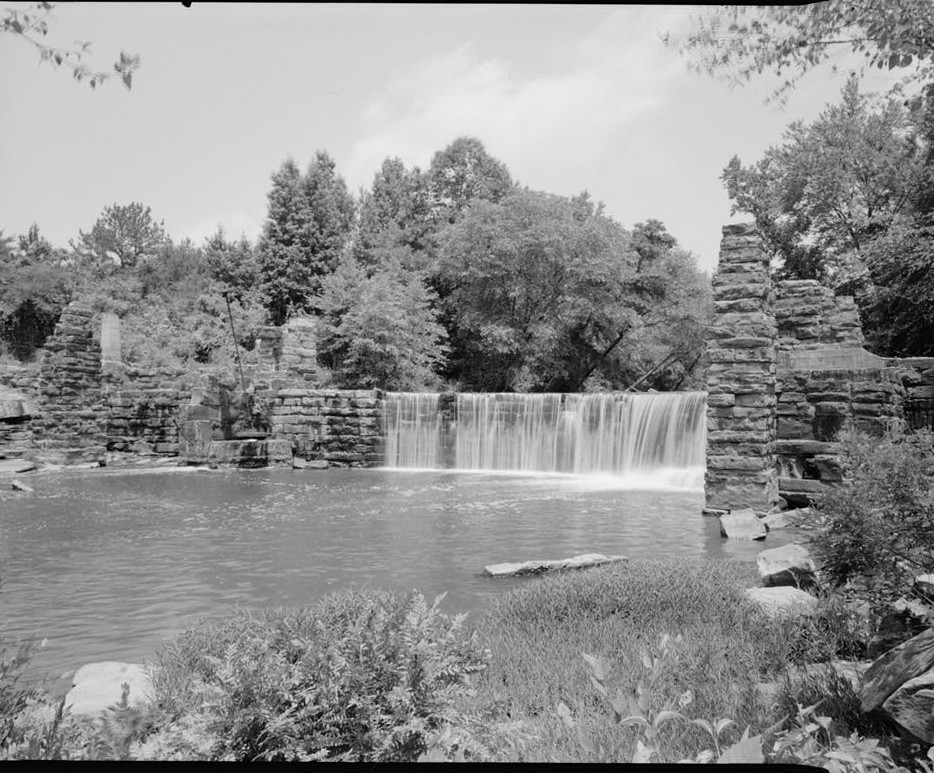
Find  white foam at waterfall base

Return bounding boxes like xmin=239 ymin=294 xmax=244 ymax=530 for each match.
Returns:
xmin=383 ymin=391 xmax=707 ymax=490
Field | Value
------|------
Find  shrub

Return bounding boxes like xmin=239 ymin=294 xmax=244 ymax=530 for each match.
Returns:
xmin=149 ymin=589 xmax=489 ymax=761
xmin=808 ymin=424 xmax=934 ymax=611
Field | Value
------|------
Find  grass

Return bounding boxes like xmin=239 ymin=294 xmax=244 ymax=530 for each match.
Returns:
xmin=461 ymin=557 xmax=788 ymax=762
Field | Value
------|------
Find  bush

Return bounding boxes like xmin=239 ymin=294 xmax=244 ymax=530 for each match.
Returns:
xmin=808 ymin=424 xmax=934 ymax=611
xmin=149 ymin=589 xmax=489 ymax=761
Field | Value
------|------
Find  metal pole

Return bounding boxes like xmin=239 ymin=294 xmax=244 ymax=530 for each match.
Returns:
xmin=223 ymin=290 xmax=246 ymax=392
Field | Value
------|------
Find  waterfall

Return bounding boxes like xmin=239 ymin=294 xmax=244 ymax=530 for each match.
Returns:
xmin=382 ymin=392 xmax=441 ymax=469
xmin=383 ymin=391 xmax=707 ymax=486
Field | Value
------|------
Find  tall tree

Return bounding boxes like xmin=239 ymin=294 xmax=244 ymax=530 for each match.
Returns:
xmin=258 ymin=152 xmax=355 ymax=325
xmin=71 ymin=201 xmax=168 ymax=271
xmin=425 ymin=137 xmax=514 ymax=228
xmin=258 ymin=159 xmax=307 ymax=325
xmin=353 ymin=157 xmax=431 ymax=271
xmin=665 ymin=1 xmax=934 ymax=104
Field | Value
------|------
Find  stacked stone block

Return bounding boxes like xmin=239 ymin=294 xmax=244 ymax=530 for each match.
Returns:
xmin=104 ymin=367 xmax=194 ymax=455
xmin=268 ymin=388 xmax=384 ymax=467
xmin=30 ymin=303 xmax=108 ymax=465
xmin=705 ymin=223 xmax=779 ymax=512
xmin=775 ymin=280 xmax=864 ymax=350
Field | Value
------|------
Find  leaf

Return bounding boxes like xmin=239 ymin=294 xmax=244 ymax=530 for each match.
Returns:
xmin=618 ymin=715 xmax=650 ymax=731
xmin=715 ymin=717 xmax=735 ymax=736
xmin=718 ymin=728 xmax=763 ymax=764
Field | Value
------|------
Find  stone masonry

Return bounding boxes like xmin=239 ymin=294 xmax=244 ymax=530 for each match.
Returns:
xmin=705 ymin=223 xmax=780 ymax=512
xmin=267 ymin=389 xmax=384 ymax=467
xmin=29 ymin=302 xmax=108 ymax=465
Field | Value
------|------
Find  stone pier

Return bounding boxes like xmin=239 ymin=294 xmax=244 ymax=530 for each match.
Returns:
xmin=30 ymin=302 xmax=108 ymax=465
xmin=704 ymin=223 xmax=779 ymax=513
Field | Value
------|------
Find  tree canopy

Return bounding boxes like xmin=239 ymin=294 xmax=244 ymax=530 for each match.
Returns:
xmin=665 ymin=1 xmax=934 ymax=103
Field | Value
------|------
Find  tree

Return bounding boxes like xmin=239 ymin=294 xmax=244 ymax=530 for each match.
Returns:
xmin=204 ymin=227 xmax=261 ymax=300
xmin=0 ymin=224 xmax=72 ymax=359
xmin=437 ymin=189 xmax=626 ymax=392
xmin=315 ymin=254 xmax=447 ymax=391
xmin=353 ymin=157 xmax=431 ymax=271
xmin=71 ymin=202 xmax=168 ymax=271
xmin=722 ymin=77 xmax=928 ymax=285
xmin=665 ymin=1 xmax=934 ymax=104
xmin=2 ymin=2 xmax=140 ymax=89
xmin=425 ymin=137 xmax=514 ymax=228
xmin=258 ymin=152 xmax=356 ymax=325
xmin=437 ymin=191 xmax=711 ymax=393
xmin=257 ymin=159 xmax=308 ymax=325
xmin=860 ymin=221 xmax=934 ymax=355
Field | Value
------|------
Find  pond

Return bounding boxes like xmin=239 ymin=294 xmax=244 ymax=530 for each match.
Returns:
xmin=0 ymin=465 xmax=790 ymax=691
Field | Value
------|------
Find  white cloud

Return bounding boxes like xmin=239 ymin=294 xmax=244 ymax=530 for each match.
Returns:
xmin=345 ymin=7 xmax=692 ymax=194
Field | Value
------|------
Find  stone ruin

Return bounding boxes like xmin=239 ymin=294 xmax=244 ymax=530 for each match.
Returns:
xmin=0 ymin=306 xmax=381 ymax=470
xmin=705 ymin=222 xmax=934 ymax=513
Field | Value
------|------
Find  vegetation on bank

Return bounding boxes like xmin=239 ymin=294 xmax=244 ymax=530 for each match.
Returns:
xmin=1 ymin=555 xmax=930 ymax=765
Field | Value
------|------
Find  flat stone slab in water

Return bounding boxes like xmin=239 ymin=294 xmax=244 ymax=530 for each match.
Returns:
xmin=0 ymin=458 xmax=37 ymax=474
xmin=65 ymin=661 xmax=154 ymax=717
xmin=484 ymin=553 xmax=627 ymax=578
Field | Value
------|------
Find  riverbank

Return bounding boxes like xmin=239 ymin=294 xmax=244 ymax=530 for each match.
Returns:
xmin=4 ymin=557 xmax=929 ymax=765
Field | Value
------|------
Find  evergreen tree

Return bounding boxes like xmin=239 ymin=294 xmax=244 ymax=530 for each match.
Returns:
xmin=354 ymin=157 xmax=431 ymax=271
xmin=258 ymin=153 xmax=355 ymax=325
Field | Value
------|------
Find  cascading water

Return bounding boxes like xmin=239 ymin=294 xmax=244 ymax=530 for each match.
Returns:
xmin=382 ymin=391 xmax=707 ymax=488
xmin=382 ymin=392 xmax=441 ymax=469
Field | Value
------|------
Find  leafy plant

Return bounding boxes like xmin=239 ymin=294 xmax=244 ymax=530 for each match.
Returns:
xmin=557 ymin=633 xmax=763 ymax=764
xmin=771 ymin=700 xmax=902 ymax=772
xmin=809 ymin=424 xmax=934 ymax=612
xmin=150 ymin=589 xmax=490 ymax=762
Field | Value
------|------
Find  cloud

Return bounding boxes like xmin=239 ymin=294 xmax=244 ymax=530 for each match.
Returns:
xmin=345 ymin=7 xmax=691 ymax=194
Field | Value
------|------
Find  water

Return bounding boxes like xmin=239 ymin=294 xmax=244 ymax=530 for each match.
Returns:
xmin=0 ymin=465 xmax=787 ymax=690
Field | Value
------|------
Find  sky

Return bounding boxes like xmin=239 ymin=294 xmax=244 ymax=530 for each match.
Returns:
xmin=0 ymin=3 xmax=909 ymax=275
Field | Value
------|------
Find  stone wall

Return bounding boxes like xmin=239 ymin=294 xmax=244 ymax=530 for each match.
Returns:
xmin=104 ymin=367 xmax=194 ymax=455
xmin=266 ymin=388 xmax=384 ymax=467
xmin=704 ymin=223 xmax=779 ymax=512
xmin=776 ymin=366 xmax=905 ymax=507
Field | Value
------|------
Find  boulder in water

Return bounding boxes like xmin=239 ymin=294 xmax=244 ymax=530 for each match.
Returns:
xmin=484 ymin=553 xmax=627 ymax=577
xmin=719 ymin=508 xmax=767 ymax=540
